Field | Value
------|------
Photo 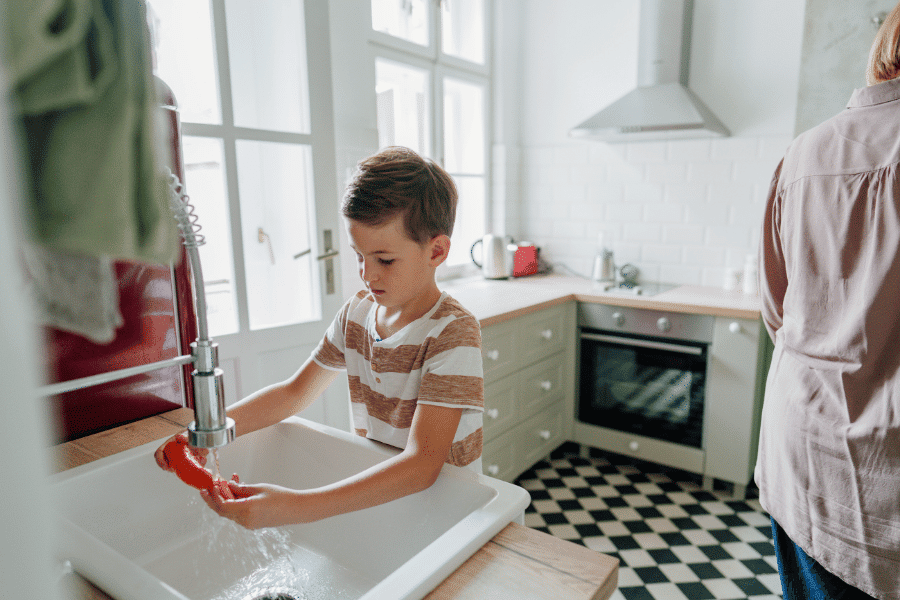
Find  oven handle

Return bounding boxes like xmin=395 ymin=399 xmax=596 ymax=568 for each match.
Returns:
xmin=580 ymin=332 xmax=704 ymax=356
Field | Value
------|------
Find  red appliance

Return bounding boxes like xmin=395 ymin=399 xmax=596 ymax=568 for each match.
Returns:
xmin=513 ymin=244 xmax=539 ymax=277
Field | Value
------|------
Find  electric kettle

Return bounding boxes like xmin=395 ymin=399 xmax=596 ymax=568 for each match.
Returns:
xmin=471 ymin=234 xmax=515 ymax=279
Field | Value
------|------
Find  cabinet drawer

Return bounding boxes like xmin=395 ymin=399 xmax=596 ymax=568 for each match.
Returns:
xmin=481 ymin=321 xmax=518 ymax=383
xmin=521 ymin=402 xmax=566 ymax=471
xmin=517 ymin=355 xmax=566 ymax=419
xmin=482 ymin=428 xmax=520 ymax=482
xmin=519 ymin=306 xmax=566 ymax=366
xmin=483 ymin=377 xmax=518 ymax=442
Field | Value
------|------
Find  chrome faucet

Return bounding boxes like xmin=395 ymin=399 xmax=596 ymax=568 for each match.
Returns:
xmin=169 ymin=174 xmax=235 ymax=449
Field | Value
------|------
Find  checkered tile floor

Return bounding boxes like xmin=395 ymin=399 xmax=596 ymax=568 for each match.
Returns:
xmin=514 ymin=443 xmax=782 ymax=600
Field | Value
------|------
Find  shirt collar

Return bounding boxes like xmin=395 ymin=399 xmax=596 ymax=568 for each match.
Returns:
xmin=847 ymin=77 xmax=900 ymax=108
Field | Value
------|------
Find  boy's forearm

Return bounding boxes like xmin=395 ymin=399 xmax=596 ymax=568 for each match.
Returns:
xmin=227 ymin=358 xmax=339 ymax=438
xmin=226 ymin=383 xmax=302 ymax=437
xmin=299 ymin=450 xmax=441 ymax=521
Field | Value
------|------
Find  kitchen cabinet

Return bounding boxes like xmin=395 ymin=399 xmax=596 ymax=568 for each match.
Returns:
xmin=703 ymin=316 xmax=773 ymax=497
xmin=481 ymin=303 xmax=577 ymax=482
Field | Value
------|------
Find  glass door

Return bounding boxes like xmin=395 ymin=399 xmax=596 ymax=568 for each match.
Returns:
xmin=148 ymin=0 xmax=344 ymax=427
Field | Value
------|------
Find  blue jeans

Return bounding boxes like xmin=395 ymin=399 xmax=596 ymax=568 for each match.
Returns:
xmin=771 ymin=518 xmax=877 ymax=600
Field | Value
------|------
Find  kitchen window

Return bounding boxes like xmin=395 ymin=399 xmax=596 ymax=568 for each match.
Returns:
xmin=371 ymin=0 xmax=491 ymax=271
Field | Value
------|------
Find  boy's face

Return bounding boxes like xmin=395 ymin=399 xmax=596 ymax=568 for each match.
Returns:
xmin=346 ymin=215 xmax=449 ymax=313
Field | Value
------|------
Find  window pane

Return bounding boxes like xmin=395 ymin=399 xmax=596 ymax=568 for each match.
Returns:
xmin=224 ymin=0 xmax=311 ymax=133
xmin=448 ymin=176 xmax=486 ymax=267
xmin=443 ymin=77 xmax=484 ymax=174
xmin=441 ymin=0 xmax=484 ymax=64
xmin=182 ymin=137 xmax=239 ymax=336
xmin=147 ymin=0 xmax=221 ymax=124
xmin=236 ymin=141 xmax=320 ymax=330
xmin=371 ymin=0 xmax=428 ymax=46
xmin=376 ymin=59 xmax=431 ymax=156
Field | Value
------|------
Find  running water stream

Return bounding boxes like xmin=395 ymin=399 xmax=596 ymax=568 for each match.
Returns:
xmin=173 ymin=450 xmax=367 ymax=600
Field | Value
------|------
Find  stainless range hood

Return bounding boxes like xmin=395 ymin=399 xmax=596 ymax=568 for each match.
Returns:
xmin=570 ymin=0 xmax=729 ymax=143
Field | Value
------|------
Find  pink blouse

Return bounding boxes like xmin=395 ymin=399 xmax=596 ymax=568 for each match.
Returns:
xmin=756 ymin=77 xmax=900 ymax=599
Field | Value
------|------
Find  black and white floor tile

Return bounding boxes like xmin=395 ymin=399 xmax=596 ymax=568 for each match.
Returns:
xmin=514 ymin=443 xmax=782 ymax=600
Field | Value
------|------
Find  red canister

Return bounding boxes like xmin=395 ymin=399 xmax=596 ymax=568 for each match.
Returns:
xmin=513 ymin=244 xmax=539 ymax=277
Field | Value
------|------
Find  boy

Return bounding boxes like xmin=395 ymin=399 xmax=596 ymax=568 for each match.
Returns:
xmin=155 ymin=146 xmax=485 ymax=530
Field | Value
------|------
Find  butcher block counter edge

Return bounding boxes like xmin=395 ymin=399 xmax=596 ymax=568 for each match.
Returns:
xmin=51 ymin=408 xmax=618 ymax=600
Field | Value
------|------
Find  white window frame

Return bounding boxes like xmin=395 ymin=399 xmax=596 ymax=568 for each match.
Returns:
xmin=369 ymin=0 xmax=493 ymax=280
xmin=176 ymin=0 xmax=338 ymax=337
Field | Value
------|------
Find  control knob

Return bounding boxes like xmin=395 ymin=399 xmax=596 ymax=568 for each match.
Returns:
xmin=611 ymin=312 xmax=625 ymax=327
xmin=656 ymin=317 xmax=672 ymax=332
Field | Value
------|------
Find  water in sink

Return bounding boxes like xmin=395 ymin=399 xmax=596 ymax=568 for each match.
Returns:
xmin=140 ymin=503 xmax=374 ymax=600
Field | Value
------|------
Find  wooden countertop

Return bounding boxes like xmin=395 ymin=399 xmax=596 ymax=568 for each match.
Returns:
xmin=52 ymin=408 xmax=618 ymax=600
xmin=439 ymin=274 xmax=761 ymax=326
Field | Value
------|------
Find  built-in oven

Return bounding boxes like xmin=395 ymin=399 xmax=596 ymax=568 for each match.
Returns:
xmin=575 ymin=303 xmax=714 ymax=472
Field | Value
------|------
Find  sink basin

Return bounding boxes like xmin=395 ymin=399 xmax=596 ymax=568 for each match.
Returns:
xmin=51 ymin=416 xmax=530 ymax=600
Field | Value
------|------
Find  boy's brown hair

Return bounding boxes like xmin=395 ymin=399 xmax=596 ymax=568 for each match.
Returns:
xmin=342 ymin=146 xmax=457 ymax=244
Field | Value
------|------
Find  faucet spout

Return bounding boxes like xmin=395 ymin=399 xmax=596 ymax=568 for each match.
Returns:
xmin=187 ymin=340 xmax=235 ymax=449
xmin=168 ymin=170 xmax=236 ymax=449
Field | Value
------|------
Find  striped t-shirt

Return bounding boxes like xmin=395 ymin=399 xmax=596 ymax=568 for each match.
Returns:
xmin=312 ymin=290 xmax=484 ymax=472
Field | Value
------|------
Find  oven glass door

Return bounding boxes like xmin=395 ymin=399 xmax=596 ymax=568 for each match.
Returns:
xmin=578 ymin=330 xmax=707 ymax=448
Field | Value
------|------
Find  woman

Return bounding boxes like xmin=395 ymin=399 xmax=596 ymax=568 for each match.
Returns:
xmin=756 ymin=3 xmax=900 ymax=598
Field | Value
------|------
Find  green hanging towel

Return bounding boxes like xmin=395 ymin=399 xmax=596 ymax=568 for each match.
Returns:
xmin=4 ymin=0 xmax=179 ymax=264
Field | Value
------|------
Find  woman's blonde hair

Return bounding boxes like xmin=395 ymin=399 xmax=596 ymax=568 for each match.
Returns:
xmin=867 ymin=2 xmax=900 ymax=85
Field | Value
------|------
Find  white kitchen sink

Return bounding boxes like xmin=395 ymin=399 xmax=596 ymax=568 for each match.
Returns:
xmin=51 ymin=416 xmax=530 ymax=600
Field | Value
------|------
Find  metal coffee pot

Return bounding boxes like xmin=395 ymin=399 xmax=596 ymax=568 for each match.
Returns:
xmin=471 ymin=234 xmax=516 ymax=279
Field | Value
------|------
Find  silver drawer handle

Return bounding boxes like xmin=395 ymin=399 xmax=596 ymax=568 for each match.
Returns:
xmin=540 ymin=329 xmax=553 ymax=340
xmin=538 ymin=429 xmax=552 ymax=440
xmin=486 ymin=408 xmax=500 ymax=419
xmin=486 ymin=349 xmax=500 ymax=361
xmin=540 ymin=380 xmax=552 ymax=391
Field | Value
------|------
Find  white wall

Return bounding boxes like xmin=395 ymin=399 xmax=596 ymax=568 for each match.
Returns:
xmin=510 ymin=0 xmax=807 ymax=287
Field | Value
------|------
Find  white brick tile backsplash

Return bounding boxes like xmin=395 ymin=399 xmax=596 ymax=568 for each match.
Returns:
xmin=646 ymin=162 xmax=688 ymax=184
xmin=734 ymin=159 xmax=780 ymax=184
xmin=711 ymin=137 xmax=761 ymax=161
xmin=708 ymin=183 xmax=754 ymax=205
xmin=552 ymin=183 xmax=588 ymax=205
xmin=667 ymin=139 xmax=711 ymax=162
xmin=684 ymin=203 xmax=729 ymax=226
xmin=687 ymin=161 xmax=734 ymax=183
xmin=626 ymin=142 xmax=668 ymax=163
xmin=569 ymin=202 xmax=605 ymax=222
xmin=683 ymin=245 xmax=726 ymax=267
xmin=623 ymin=222 xmax=662 ymax=243
xmin=606 ymin=162 xmax=644 ymax=183
xmin=587 ymin=182 xmax=625 ymax=203
xmin=571 ymin=163 xmax=608 ymax=185
xmin=642 ymin=203 xmax=683 ymax=224
xmin=663 ymin=224 xmax=705 ymax=245
xmin=659 ymin=264 xmax=703 ymax=285
xmin=642 ymin=244 xmax=682 ymax=264
xmin=758 ymin=135 xmax=793 ymax=161
xmin=663 ymin=182 xmax=708 ymax=204
xmin=554 ymin=145 xmax=590 ymax=166
xmin=520 ymin=134 xmax=785 ymax=286
xmin=624 ymin=182 xmax=664 ymax=203
xmin=706 ymin=225 xmax=752 ymax=247
xmin=606 ymin=203 xmax=644 ymax=222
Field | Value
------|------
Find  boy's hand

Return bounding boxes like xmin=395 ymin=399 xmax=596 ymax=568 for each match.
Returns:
xmin=200 ymin=481 xmax=317 ymax=530
xmin=154 ymin=431 xmax=208 ymax=471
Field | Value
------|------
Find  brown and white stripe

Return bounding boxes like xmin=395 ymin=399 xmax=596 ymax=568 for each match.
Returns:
xmin=313 ymin=290 xmax=485 ymax=471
